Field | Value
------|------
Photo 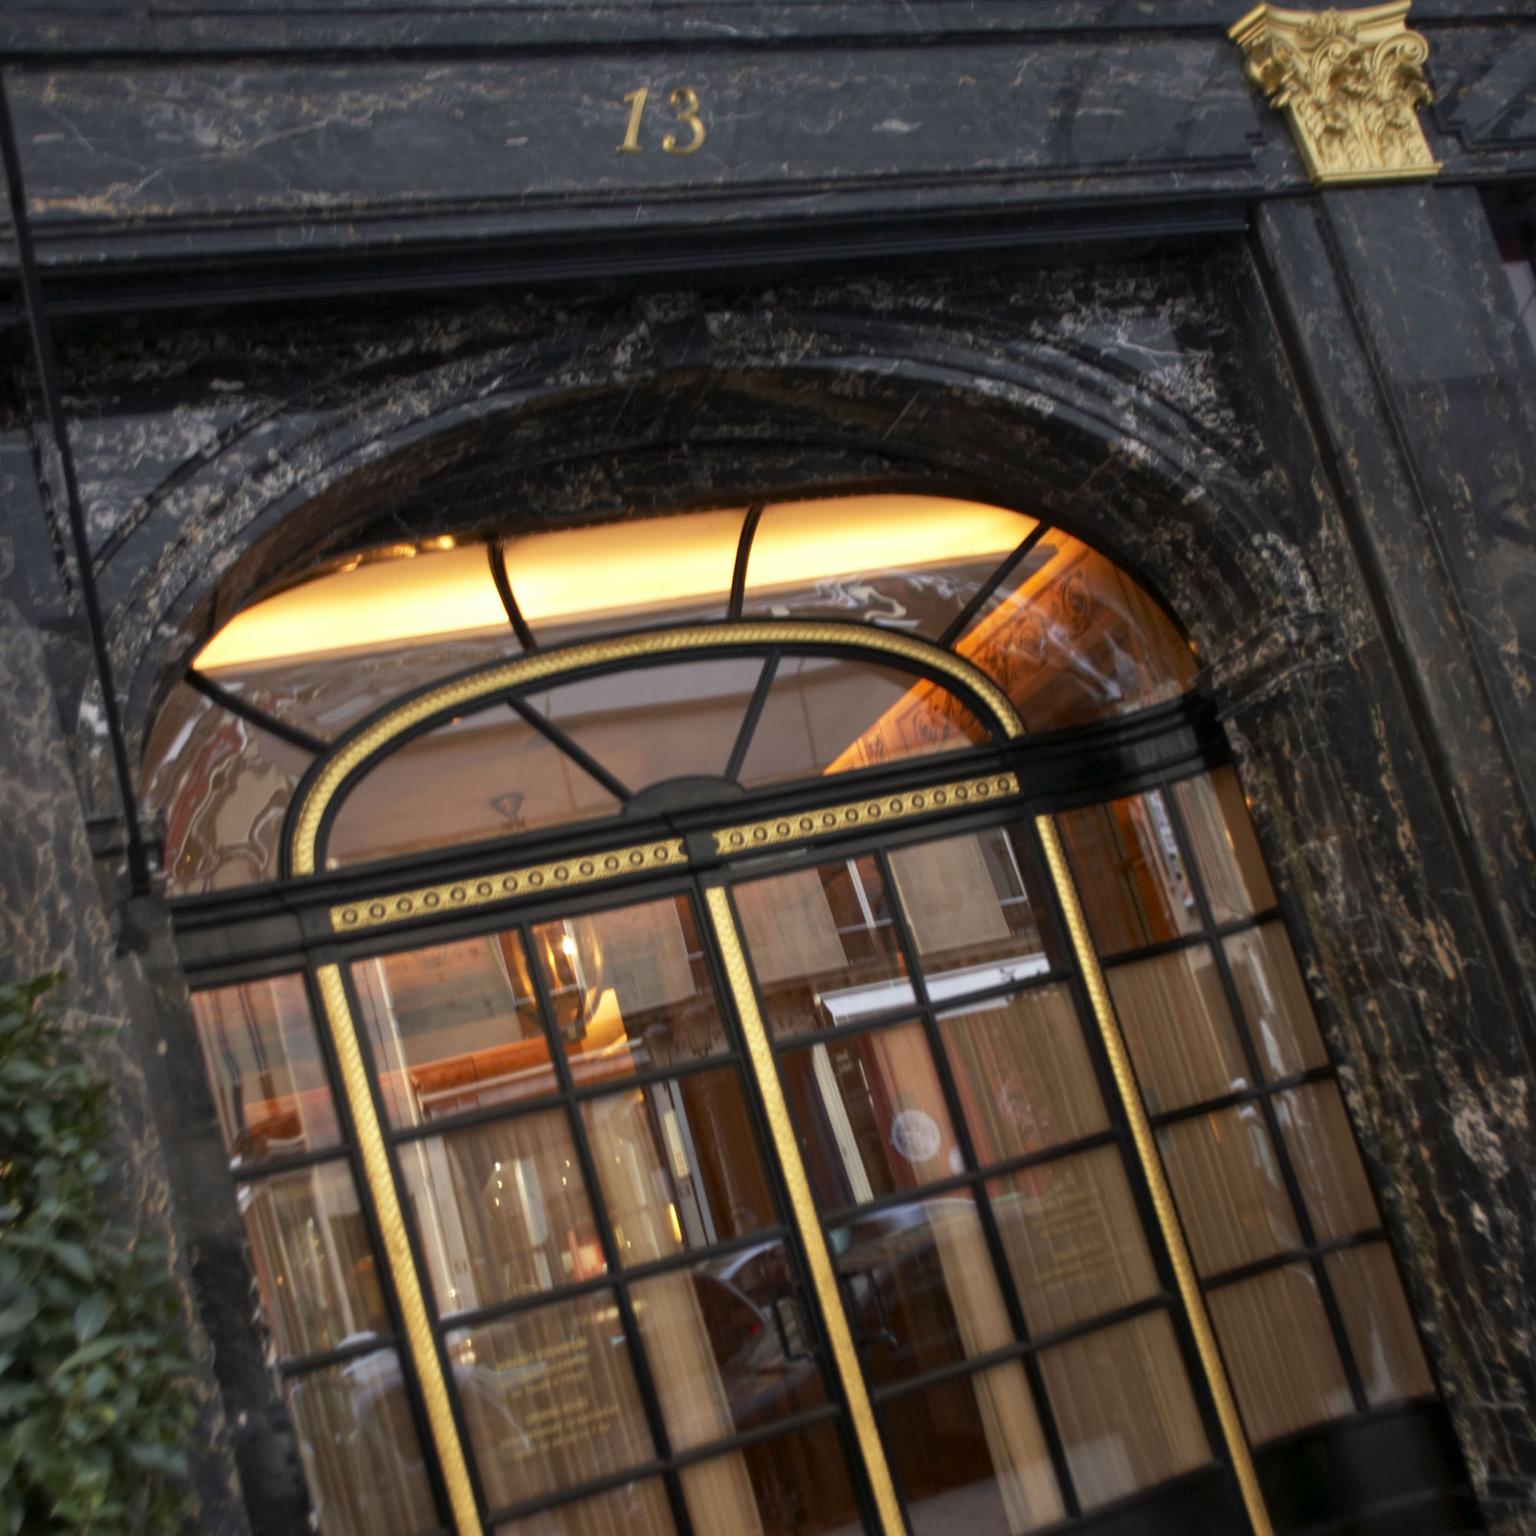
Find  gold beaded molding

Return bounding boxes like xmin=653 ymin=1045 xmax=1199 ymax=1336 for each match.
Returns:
xmin=1229 ymin=0 xmax=1440 ymax=186
xmin=290 ymin=621 xmax=1023 ymax=877
xmin=314 ymin=966 xmax=484 ymax=1536
xmin=712 ymin=772 xmax=1020 ymax=857
xmin=329 ymin=838 xmax=687 ymax=933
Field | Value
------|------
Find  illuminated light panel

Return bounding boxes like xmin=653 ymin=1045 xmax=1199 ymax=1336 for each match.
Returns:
xmin=746 ymin=495 xmax=1031 ymax=597
xmin=500 ymin=508 xmax=744 ymax=629
xmin=195 ymin=543 xmax=507 ymax=672
xmin=194 ymin=496 xmax=1033 ymax=672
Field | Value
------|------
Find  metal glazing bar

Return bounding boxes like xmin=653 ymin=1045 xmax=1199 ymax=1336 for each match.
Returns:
xmin=702 ymin=886 xmax=907 ymax=1536
xmin=504 ymin=694 xmax=632 ymax=802
xmin=1033 ymin=816 xmax=1276 ymax=1536
xmin=187 ymin=667 xmax=327 ymax=754
xmin=728 ymin=504 xmax=766 ymax=619
xmin=938 ymin=521 xmax=1051 ymax=648
xmin=313 ymin=965 xmax=483 ymax=1536
xmin=724 ymin=653 xmax=778 ymax=783
xmin=489 ymin=538 xmax=539 ymax=650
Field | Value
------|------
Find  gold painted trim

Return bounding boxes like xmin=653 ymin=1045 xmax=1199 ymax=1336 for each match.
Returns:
xmin=712 ymin=773 xmax=1019 ymax=857
xmin=314 ymin=965 xmax=483 ymax=1536
xmin=1229 ymin=1 xmax=1440 ymax=186
xmin=1034 ymin=817 xmax=1274 ymax=1536
xmin=330 ymin=838 xmax=688 ymax=933
xmin=703 ymin=887 xmax=907 ymax=1536
xmin=290 ymin=621 xmax=1023 ymax=876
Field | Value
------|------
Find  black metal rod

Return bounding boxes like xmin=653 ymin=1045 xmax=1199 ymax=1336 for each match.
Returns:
xmin=728 ymin=503 xmax=765 ymax=619
xmin=488 ymin=538 xmax=539 ymax=651
xmin=938 ymin=521 xmax=1051 ymax=648
xmin=0 ymin=75 xmax=150 ymax=891
xmin=503 ymin=692 xmax=633 ymax=802
xmin=724 ymin=652 xmax=778 ymax=783
xmin=187 ymin=667 xmax=327 ymax=755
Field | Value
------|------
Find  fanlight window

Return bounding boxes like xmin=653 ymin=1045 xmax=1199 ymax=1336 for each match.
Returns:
xmin=143 ymin=495 xmax=1195 ymax=894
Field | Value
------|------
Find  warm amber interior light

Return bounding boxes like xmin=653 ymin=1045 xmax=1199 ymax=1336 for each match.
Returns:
xmin=195 ymin=543 xmax=506 ymax=671
xmin=195 ymin=496 xmax=1033 ymax=672
xmin=747 ymin=495 xmax=1030 ymax=594
xmin=501 ymin=508 xmax=745 ymax=627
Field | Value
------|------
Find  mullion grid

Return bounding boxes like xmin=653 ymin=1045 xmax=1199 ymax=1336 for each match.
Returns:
xmin=761 ymin=834 xmax=1113 ymax=1515
xmin=365 ymin=905 xmax=846 ymax=1535
xmin=1148 ymin=775 xmax=1371 ymax=1415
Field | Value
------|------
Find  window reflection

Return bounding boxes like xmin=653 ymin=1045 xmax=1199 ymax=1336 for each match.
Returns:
xmin=398 ymin=1111 xmax=605 ymax=1318
xmin=238 ymin=1161 xmax=388 ymax=1360
xmin=190 ymin=974 xmax=339 ymax=1165
xmin=285 ymin=1350 xmax=438 ymax=1536
xmin=352 ymin=932 xmax=553 ymax=1129
xmin=889 ymin=825 xmax=1065 ymax=994
xmin=734 ymin=857 xmax=910 ymax=1039
xmin=679 ymin=1421 xmax=861 ymax=1536
xmin=532 ymin=896 xmax=729 ymax=1080
xmin=779 ymin=1022 xmax=960 ymax=1210
xmin=583 ymin=1069 xmax=777 ymax=1266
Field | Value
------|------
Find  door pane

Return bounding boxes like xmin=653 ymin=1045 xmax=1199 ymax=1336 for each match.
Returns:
xmin=1222 ymin=924 xmax=1328 ymax=1081
xmin=582 ymin=1068 xmax=779 ymax=1266
xmin=1206 ymin=1265 xmax=1352 ymax=1443
xmin=632 ymin=1244 xmax=827 ymax=1449
xmin=734 ymin=858 xmax=911 ymax=1039
xmin=447 ymin=1291 xmax=656 ymax=1511
xmin=1106 ymin=946 xmax=1249 ymax=1114
xmin=190 ymin=974 xmax=340 ymax=1166
xmin=1057 ymin=790 xmax=1199 ymax=956
xmin=397 ymin=1110 xmax=604 ymax=1318
xmin=352 ymin=931 xmax=551 ymax=1129
xmin=1325 ymin=1243 xmax=1434 ymax=1406
xmin=1273 ymin=1081 xmax=1380 ymax=1241
xmin=1172 ymin=770 xmax=1276 ymax=923
xmin=285 ymin=1350 xmax=438 ymax=1536
xmin=829 ymin=1193 xmax=1013 ymax=1389
xmin=238 ymin=1160 xmax=388 ymax=1359
xmin=940 ymin=985 xmax=1108 ymax=1164
xmin=889 ymin=825 xmax=1067 ymax=991
xmin=525 ymin=657 xmax=763 ymax=792
xmin=1157 ymin=1107 xmax=1300 ymax=1276
xmin=679 ymin=1420 xmax=862 ymax=1536
xmin=532 ymin=896 xmax=730 ymax=1081
xmin=988 ymin=1145 xmax=1159 ymax=1336
xmin=882 ymin=1364 xmax=1063 ymax=1535
xmin=779 ymin=1022 xmax=960 ymax=1209
xmin=1037 ymin=1312 xmax=1209 ymax=1508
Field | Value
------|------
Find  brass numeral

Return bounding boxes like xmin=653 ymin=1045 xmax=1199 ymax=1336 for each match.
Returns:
xmin=615 ymin=84 xmax=707 ymax=156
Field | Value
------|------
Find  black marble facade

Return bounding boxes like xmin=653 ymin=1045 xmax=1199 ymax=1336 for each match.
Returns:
xmin=0 ymin=2 xmax=1533 ymax=1532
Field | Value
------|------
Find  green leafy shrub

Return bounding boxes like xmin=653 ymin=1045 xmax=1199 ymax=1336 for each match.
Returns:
xmin=0 ymin=975 xmax=194 ymax=1535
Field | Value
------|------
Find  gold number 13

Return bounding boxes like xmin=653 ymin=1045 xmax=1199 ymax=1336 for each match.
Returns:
xmin=617 ymin=86 xmax=707 ymax=156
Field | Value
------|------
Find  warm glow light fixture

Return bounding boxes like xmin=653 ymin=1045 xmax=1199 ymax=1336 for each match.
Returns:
xmin=194 ymin=495 xmax=1031 ymax=672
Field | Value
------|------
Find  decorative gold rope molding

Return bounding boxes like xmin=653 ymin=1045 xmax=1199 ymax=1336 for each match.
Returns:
xmin=1229 ymin=0 xmax=1440 ymax=186
xmin=314 ymin=966 xmax=483 ymax=1536
xmin=290 ymin=621 xmax=1023 ymax=877
xmin=1034 ymin=816 xmax=1275 ymax=1536
xmin=712 ymin=772 xmax=1021 ymax=856
xmin=329 ymin=838 xmax=687 ymax=932
xmin=703 ymin=888 xmax=908 ymax=1536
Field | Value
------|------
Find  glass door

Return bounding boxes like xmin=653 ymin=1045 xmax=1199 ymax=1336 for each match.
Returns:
xmin=341 ymin=882 xmax=880 ymax=1536
xmin=717 ymin=814 xmax=1250 ymax=1535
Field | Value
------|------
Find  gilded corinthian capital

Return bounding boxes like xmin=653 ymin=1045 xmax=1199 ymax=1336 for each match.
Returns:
xmin=1229 ymin=0 xmax=1441 ymax=185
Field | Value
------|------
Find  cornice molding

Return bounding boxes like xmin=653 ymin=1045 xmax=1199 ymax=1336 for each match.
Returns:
xmin=1229 ymin=1 xmax=1441 ymax=185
